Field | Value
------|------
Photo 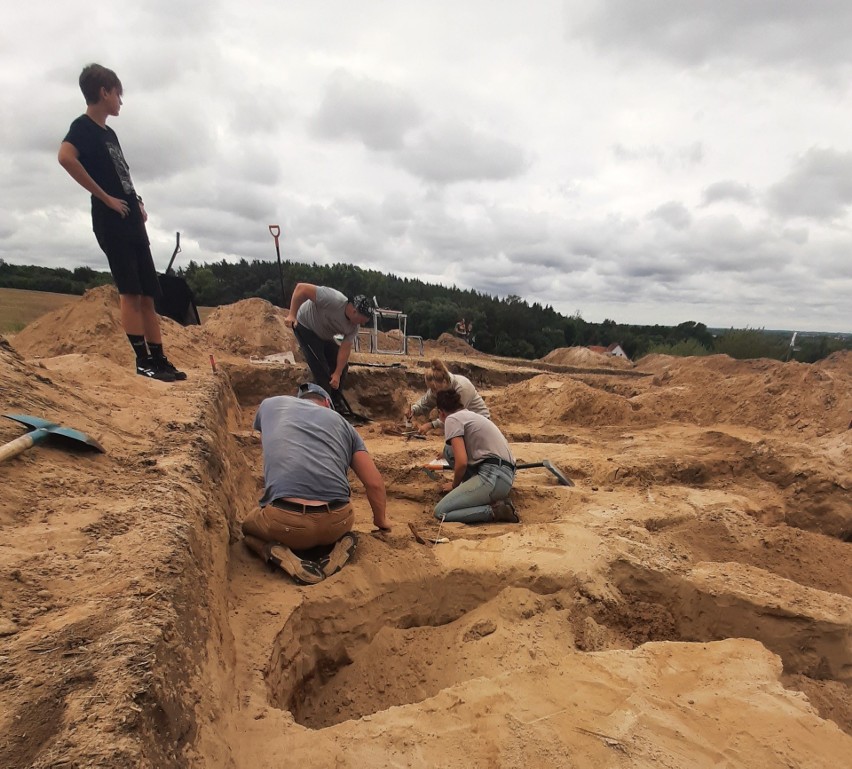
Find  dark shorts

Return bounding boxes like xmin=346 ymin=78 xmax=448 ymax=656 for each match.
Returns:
xmin=94 ymin=226 xmax=161 ymax=298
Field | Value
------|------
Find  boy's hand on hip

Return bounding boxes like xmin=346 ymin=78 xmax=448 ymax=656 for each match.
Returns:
xmin=106 ymin=196 xmax=129 ymax=217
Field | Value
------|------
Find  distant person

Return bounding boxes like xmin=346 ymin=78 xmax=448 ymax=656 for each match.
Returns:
xmin=432 ymin=388 xmax=518 ymax=524
xmin=242 ymin=383 xmax=391 ymax=584
xmin=454 ymin=317 xmax=468 ymax=338
xmin=58 ymin=63 xmax=184 ymax=382
xmin=406 ymin=359 xmax=490 ymax=436
xmin=284 ymin=283 xmax=375 ymax=414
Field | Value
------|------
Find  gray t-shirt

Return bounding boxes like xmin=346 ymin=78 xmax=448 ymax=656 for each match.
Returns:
xmin=253 ymin=395 xmax=366 ymax=505
xmin=443 ymin=409 xmax=514 ymax=466
xmin=296 ymin=286 xmax=360 ymax=343
xmin=411 ymin=373 xmax=490 ymax=429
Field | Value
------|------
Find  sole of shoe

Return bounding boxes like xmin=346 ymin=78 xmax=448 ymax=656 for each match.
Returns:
xmin=492 ymin=501 xmax=520 ymax=523
xmin=321 ymin=532 xmax=358 ymax=577
xmin=268 ymin=545 xmax=325 ymax=585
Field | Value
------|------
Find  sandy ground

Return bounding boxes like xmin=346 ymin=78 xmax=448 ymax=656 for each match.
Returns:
xmin=1 ymin=286 xmax=851 ymax=768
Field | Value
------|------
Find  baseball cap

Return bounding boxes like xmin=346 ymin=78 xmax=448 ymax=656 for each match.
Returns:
xmin=297 ymin=382 xmax=333 ymax=405
xmin=350 ymin=294 xmax=375 ymax=319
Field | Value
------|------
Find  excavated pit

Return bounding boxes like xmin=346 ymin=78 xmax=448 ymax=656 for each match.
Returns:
xmin=218 ymin=367 xmax=852 ymax=737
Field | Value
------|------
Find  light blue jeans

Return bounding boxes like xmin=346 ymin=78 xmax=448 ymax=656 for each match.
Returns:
xmin=434 ymin=464 xmax=515 ymax=524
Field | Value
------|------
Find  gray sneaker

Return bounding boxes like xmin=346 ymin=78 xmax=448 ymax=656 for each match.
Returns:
xmin=320 ymin=532 xmax=358 ymax=577
xmin=491 ymin=499 xmax=519 ymax=523
xmin=266 ymin=544 xmax=325 ymax=585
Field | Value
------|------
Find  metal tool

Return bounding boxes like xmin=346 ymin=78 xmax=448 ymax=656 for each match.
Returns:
xmin=515 ymin=459 xmax=573 ymax=486
xmin=1 ymin=414 xmax=105 ymax=464
xmin=422 ymin=457 xmax=573 ymax=486
xmin=268 ymin=224 xmax=287 ymax=306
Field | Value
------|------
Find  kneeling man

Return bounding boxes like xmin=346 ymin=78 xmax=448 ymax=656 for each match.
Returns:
xmin=243 ymin=383 xmax=391 ymax=584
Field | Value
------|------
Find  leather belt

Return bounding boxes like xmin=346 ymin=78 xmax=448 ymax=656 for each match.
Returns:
xmin=270 ymin=499 xmax=350 ymax=513
xmin=477 ymin=456 xmax=516 ymax=471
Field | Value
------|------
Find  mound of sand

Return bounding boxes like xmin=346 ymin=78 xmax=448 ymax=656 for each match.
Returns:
xmin=493 ymin=353 xmax=852 ymax=435
xmin=490 ymin=374 xmax=643 ymax=428
xmin=424 ymin=332 xmax=483 ymax=357
xmin=632 ymin=353 xmax=852 ymax=433
xmin=201 ymin=298 xmax=300 ymax=359
xmin=542 ymin=346 xmax=633 ymax=369
xmin=10 ymin=285 xmax=207 ymax=368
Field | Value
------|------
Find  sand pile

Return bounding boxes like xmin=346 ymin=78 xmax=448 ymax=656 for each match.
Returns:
xmin=490 ymin=373 xmax=643 ymax=428
xmin=424 ymin=332 xmax=483 ymax=357
xmin=200 ymin=298 xmax=300 ymax=359
xmin=633 ymin=352 xmax=852 ymax=433
xmin=491 ymin=351 xmax=852 ymax=435
xmin=542 ymin=345 xmax=633 ymax=369
xmin=9 ymin=285 xmax=207 ymax=368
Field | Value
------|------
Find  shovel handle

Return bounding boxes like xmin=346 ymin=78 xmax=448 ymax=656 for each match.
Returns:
xmin=0 ymin=429 xmax=46 ymax=463
xmin=268 ymin=224 xmax=280 ymax=241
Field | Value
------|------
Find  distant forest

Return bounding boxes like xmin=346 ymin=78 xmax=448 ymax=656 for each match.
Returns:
xmin=2 ymin=258 xmax=849 ymax=363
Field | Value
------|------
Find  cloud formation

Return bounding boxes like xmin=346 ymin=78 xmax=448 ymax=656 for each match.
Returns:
xmin=0 ymin=2 xmax=850 ymax=333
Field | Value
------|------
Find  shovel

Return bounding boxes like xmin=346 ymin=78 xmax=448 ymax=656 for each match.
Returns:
xmin=515 ymin=459 xmax=573 ymax=487
xmin=0 ymin=414 xmax=105 ymax=464
xmin=422 ymin=457 xmax=573 ymax=486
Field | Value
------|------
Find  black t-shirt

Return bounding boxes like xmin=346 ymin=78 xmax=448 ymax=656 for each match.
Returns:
xmin=63 ymin=115 xmax=147 ymax=242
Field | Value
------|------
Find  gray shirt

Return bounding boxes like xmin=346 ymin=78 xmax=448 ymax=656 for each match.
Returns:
xmin=296 ymin=286 xmax=360 ymax=343
xmin=411 ymin=373 xmax=490 ymax=429
xmin=443 ymin=409 xmax=514 ymax=466
xmin=253 ymin=395 xmax=366 ymax=505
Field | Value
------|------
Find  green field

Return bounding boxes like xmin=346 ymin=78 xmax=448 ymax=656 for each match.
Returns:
xmin=0 ymin=287 xmax=78 ymax=333
xmin=0 ymin=287 xmax=214 ymax=333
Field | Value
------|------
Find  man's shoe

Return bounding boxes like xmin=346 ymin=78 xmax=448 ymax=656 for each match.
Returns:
xmin=136 ymin=357 xmax=176 ymax=382
xmin=155 ymin=356 xmax=187 ymax=381
xmin=320 ymin=532 xmax=358 ymax=577
xmin=491 ymin=499 xmax=520 ymax=523
xmin=266 ymin=544 xmax=325 ymax=585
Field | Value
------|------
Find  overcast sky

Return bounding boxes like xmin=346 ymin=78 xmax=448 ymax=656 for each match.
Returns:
xmin=1 ymin=1 xmax=851 ymax=332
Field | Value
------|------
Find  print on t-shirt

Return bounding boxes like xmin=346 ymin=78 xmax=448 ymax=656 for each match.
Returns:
xmin=107 ymin=141 xmax=135 ymax=196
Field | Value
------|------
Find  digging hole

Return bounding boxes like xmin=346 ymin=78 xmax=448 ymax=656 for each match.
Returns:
xmin=267 ymin=576 xmax=577 ymax=729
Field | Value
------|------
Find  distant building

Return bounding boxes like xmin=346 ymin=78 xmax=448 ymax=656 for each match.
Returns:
xmin=586 ymin=343 xmax=630 ymax=361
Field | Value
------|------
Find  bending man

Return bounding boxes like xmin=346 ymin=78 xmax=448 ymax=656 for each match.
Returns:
xmin=284 ymin=283 xmax=375 ymax=414
xmin=433 ymin=388 xmax=519 ymax=525
xmin=243 ymin=383 xmax=391 ymax=584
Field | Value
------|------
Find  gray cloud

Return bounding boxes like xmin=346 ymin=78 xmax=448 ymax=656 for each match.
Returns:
xmin=701 ymin=180 xmax=756 ymax=206
xmin=396 ymin=120 xmax=529 ymax=184
xmin=311 ymin=70 xmax=423 ymax=151
xmin=647 ymin=201 xmax=692 ymax=230
xmin=570 ymin=0 xmax=852 ymax=69
xmin=767 ymin=147 xmax=852 ymax=220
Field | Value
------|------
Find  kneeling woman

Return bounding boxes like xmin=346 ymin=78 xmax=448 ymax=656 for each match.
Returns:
xmin=433 ymin=389 xmax=519 ymax=524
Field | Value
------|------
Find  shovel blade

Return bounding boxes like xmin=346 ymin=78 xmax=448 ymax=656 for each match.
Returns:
xmin=4 ymin=414 xmax=105 ymax=452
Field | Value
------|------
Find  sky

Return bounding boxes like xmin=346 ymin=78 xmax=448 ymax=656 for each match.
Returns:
xmin=1 ymin=1 xmax=851 ymax=332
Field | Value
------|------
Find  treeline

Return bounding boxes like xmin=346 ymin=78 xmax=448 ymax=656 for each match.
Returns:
xmin=0 ymin=261 xmax=112 ymax=295
xmin=3 ymin=258 xmax=849 ymax=362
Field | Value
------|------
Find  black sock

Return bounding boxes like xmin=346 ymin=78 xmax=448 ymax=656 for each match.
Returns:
xmin=148 ymin=342 xmax=165 ymax=361
xmin=128 ymin=334 xmax=148 ymax=363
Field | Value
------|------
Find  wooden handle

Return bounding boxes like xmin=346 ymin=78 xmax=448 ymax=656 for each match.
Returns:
xmin=0 ymin=433 xmax=36 ymax=463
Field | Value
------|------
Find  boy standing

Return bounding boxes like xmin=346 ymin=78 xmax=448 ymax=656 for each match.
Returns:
xmin=58 ymin=63 xmax=185 ymax=382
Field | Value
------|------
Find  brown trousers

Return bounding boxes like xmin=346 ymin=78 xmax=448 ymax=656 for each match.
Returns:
xmin=242 ymin=500 xmax=354 ymax=550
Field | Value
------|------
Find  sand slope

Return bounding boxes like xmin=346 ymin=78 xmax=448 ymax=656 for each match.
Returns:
xmin=1 ymin=290 xmax=851 ymax=768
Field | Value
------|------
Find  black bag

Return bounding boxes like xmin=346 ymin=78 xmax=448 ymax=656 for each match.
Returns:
xmin=154 ymin=233 xmax=201 ymax=326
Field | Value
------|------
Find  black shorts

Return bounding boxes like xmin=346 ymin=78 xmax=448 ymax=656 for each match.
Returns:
xmin=94 ymin=228 xmax=162 ymax=298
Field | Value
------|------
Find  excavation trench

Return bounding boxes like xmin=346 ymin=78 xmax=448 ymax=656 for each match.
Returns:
xmin=186 ymin=368 xmax=852 ymax=755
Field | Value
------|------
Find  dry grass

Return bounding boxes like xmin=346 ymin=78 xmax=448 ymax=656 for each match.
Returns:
xmin=0 ymin=288 xmax=78 ymax=333
xmin=0 ymin=287 xmax=214 ymax=333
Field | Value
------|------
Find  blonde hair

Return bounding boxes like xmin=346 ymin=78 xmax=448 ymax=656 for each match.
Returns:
xmin=425 ymin=358 xmax=452 ymax=391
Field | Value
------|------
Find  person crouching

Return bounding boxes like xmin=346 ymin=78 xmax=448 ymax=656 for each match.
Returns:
xmin=433 ymin=388 xmax=519 ymax=524
xmin=242 ymin=382 xmax=391 ymax=584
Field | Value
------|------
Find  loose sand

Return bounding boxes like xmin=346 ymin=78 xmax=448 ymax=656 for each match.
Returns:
xmin=1 ymin=286 xmax=851 ymax=768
